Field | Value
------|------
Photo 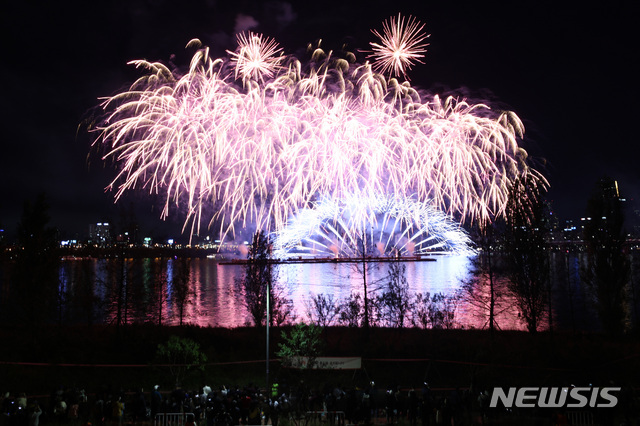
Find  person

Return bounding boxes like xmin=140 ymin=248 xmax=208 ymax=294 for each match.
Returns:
xmin=93 ymin=393 xmax=105 ymax=426
xmin=28 ymin=402 xmax=42 ymax=426
xmin=171 ymin=385 xmax=185 ymax=413
xmin=247 ymin=399 xmax=261 ymax=425
xmin=151 ymin=386 xmax=162 ymax=419
xmin=361 ymin=389 xmax=371 ymax=425
xmin=54 ymin=397 xmax=68 ymax=424
xmin=385 ymin=388 xmax=396 ymax=424
xmin=112 ymin=397 xmax=124 ymax=426
xmin=420 ymin=383 xmax=432 ymax=426
xmin=16 ymin=394 xmax=27 ymax=410
xmin=13 ymin=393 xmax=28 ymax=426
xmin=477 ymin=390 xmax=490 ymax=425
xmin=270 ymin=397 xmax=280 ymax=426
xmin=407 ymin=390 xmax=418 ymax=426
xmin=134 ymin=389 xmax=147 ymax=422
xmin=0 ymin=392 xmax=10 ymax=417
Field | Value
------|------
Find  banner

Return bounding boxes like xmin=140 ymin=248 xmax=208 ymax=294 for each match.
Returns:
xmin=288 ymin=357 xmax=361 ymax=370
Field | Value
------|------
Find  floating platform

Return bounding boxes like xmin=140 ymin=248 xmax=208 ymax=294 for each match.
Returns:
xmin=219 ymin=256 xmax=437 ymax=265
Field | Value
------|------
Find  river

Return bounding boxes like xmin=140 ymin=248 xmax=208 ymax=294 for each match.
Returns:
xmin=50 ymin=251 xmax=637 ymax=331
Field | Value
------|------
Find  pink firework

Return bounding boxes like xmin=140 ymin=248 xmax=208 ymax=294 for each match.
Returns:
xmin=92 ymin=16 xmax=545 ymax=243
xmin=368 ymin=14 xmax=430 ymax=78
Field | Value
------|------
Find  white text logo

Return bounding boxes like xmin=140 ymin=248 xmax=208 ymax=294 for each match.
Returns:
xmin=489 ymin=387 xmax=620 ymax=408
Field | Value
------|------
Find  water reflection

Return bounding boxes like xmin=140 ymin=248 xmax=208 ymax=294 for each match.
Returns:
xmin=53 ymin=252 xmax=640 ymax=331
xmin=54 ymin=255 xmax=529 ymax=329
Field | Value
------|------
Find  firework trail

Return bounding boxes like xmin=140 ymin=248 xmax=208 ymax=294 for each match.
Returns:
xmin=93 ymin=17 xmax=545 ymax=246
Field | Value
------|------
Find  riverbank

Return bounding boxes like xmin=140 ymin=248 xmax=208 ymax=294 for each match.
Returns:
xmin=3 ymin=324 xmax=639 ymax=397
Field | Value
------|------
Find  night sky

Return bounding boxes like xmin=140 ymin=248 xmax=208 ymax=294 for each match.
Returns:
xmin=1 ymin=0 xmax=637 ymax=241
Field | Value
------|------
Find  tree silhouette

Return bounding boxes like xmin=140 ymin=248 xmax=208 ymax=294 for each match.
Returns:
xmin=276 ymin=323 xmax=323 ymax=368
xmin=155 ymin=335 xmax=207 ymax=386
xmin=74 ymin=259 xmax=101 ymax=327
xmin=337 ymin=293 xmax=363 ymax=327
xmin=460 ymin=223 xmax=509 ymax=336
xmin=504 ymin=174 xmax=549 ymax=334
xmin=171 ymin=257 xmax=193 ymax=326
xmin=412 ymin=292 xmax=458 ymax=329
xmin=12 ymin=193 xmax=59 ymax=327
xmin=237 ymin=231 xmax=291 ymax=327
xmin=306 ymin=293 xmax=340 ymax=328
xmin=346 ymin=231 xmax=381 ymax=332
xmin=150 ymin=258 xmax=168 ymax=326
xmin=582 ymin=177 xmax=630 ymax=334
xmin=379 ymin=258 xmax=412 ymax=328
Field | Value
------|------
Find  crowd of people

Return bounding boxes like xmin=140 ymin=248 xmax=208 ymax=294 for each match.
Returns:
xmin=1 ymin=382 xmax=637 ymax=425
xmin=0 ymin=382 xmax=484 ymax=426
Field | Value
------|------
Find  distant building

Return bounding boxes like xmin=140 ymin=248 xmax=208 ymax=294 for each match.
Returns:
xmin=562 ymin=219 xmax=580 ymax=241
xmin=89 ymin=222 xmax=112 ymax=246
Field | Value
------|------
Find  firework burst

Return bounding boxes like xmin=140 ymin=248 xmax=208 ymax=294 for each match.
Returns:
xmin=227 ymin=32 xmax=284 ymax=86
xmin=367 ymin=14 xmax=430 ymax=78
xmin=92 ymin=15 xmax=545 ymax=248
xmin=274 ymin=194 xmax=475 ymax=258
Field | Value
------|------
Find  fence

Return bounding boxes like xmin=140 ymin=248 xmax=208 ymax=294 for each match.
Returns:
xmin=154 ymin=412 xmax=195 ymax=426
xmin=303 ymin=411 xmax=345 ymax=426
xmin=566 ymin=411 xmax=595 ymax=426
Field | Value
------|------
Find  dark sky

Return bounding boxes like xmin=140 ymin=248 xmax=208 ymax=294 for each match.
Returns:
xmin=1 ymin=0 xmax=637 ymax=241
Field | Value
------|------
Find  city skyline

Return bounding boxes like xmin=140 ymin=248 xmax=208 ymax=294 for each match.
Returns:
xmin=1 ymin=1 xmax=637 ymax=239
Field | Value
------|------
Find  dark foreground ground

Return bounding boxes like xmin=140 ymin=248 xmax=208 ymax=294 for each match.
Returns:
xmin=1 ymin=324 xmax=639 ymax=424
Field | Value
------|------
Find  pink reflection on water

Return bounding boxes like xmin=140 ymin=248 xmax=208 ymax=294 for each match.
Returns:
xmin=66 ymin=256 xmax=531 ymax=330
xmin=455 ymin=275 xmax=529 ymax=331
xmin=185 ymin=260 xmax=203 ymax=326
xmin=215 ymin=263 xmax=246 ymax=326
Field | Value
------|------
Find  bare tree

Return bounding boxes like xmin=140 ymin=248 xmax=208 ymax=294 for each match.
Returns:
xmin=71 ymin=258 xmax=102 ymax=327
xmin=379 ymin=259 xmax=413 ymax=328
xmin=504 ymin=174 xmax=549 ymax=334
xmin=412 ymin=292 xmax=458 ymax=329
xmin=558 ymin=251 xmax=579 ymax=333
xmin=306 ymin=293 xmax=340 ymax=328
xmin=171 ymin=256 xmax=194 ymax=326
xmin=459 ymin=224 xmax=509 ymax=335
xmin=355 ymin=232 xmax=375 ymax=331
xmin=412 ymin=293 xmax=431 ymax=329
xmin=236 ymin=231 xmax=292 ymax=327
xmin=241 ymin=231 xmax=273 ymax=326
xmin=150 ymin=258 xmax=168 ymax=326
xmin=337 ymin=293 xmax=363 ymax=327
xmin=272 ymin=294 xmax=296 ymax=326
xmin=112 ymin=254 xmax=128 ymax=328
xmin=344 ymin=231 xmax=389 ymax=331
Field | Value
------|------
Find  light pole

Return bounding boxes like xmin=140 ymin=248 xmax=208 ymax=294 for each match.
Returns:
xmin=266 ymin=275 xmax=270 ymax=392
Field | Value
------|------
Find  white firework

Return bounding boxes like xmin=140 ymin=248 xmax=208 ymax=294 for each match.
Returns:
xmin=367 ymin=14 xmax=430 ymax=78
xmin=227 ymin=32 xmax=284 ymax=85
xmin=273 ymin=193 xmax=475 ymax=258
